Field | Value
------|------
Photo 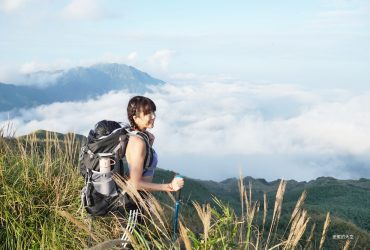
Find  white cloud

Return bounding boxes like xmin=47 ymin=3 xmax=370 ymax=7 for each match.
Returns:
xmin=13 ymin=60 xmax=75 ymax=87
xmin=4 ymin=80 xmax=370 ymax=157
xmin=0 ymin=64 xmax=19 ymax=83
xmin=1 ymin=90 xmax=133 ymax=136
xmin=101 ymin=54 xmax=125 ymax=64
xmin=286 ymin=94 xmax=370 ymax=155
xmin=19 ymin=60 xmax=76 ymax=74
xmin=127 ymin=52 xmax=138 ymax=62
xmin=0 ymin=0 xmax=24 ymax=13
xmin=61 ymin=0 xmax=104 ymax=20
xmin=309 ymin=1 xmax=370 ymax=29
xmin=101 ymin=52 xmax=139 ymax=66
xmin=147 ymin=83 xmax=370 ymax=157
xmin=169 ymin=72 xmax=237 ymax=84
xmin=1 ymin=81 xmax=370 ymax=180
xmin=147 ymin=50 xmax=174 ymax=71
xmin=21 ymin=62 xmax=55 ymax=74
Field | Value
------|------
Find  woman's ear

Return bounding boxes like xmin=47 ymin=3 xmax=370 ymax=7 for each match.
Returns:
xmin=133 ymin=115 xmax=140 ymax=124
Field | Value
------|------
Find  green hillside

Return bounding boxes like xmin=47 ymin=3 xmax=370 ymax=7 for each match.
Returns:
xmin=188 ymin=176 xmax=370 ymax=231
xmin=155 ymin=173 xmax=370 ymax=249
xmin=175 ymin=176 xmax=370 ymax=248
xmin=1 ymin=130 xmax=369 ymax=249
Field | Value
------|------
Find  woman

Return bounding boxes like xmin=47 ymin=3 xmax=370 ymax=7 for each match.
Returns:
xmin=119 ymin=96 xmax=184 ymax=246
xmin=124 ymin=95 xmax=184 ymax=192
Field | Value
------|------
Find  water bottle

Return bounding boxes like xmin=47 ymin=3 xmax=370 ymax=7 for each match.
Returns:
xmin=97 ymin=153 xmax=115 ymax=195
xmin=98 ymin=153 xmax=115 ymax=173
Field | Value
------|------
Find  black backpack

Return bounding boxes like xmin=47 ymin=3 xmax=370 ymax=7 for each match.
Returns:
xmin=79 ymin=120 xmax=152 ymax=216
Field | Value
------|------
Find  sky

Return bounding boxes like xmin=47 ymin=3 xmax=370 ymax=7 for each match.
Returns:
xmin=1 ymin=0 xmax=370 ymax=181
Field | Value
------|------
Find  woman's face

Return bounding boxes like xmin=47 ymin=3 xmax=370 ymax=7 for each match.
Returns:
xmin=134 ymin=110 xmax=156 ymax=130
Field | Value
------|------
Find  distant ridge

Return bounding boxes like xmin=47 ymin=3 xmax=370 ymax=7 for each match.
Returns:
xmin=0 ymin=63 xmax=164 ymax=112
xmin=17 ymin=129 xmax=86 ymax=143
xmin=195 ymin=175 xmax=370 ymax=236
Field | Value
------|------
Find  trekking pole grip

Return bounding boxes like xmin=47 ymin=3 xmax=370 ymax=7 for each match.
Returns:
xmin=175 ymin=188 xmax=182 ymax=201
xmin=174 ymin=174 xmax=183 ymax=200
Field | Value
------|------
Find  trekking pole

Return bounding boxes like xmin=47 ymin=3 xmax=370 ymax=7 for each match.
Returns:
xmin=173 ymin=175 xmax=182 ymax=241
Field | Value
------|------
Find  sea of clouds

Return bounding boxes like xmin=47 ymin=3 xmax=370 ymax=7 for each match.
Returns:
xmin=1 ymin=80 xmax=370 ymax=181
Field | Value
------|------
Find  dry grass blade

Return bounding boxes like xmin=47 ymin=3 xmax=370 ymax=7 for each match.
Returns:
xmin=281 ymin=190 xmax=307 ymax=241
xmin=238 ymin=172 xmax=246 ymax=245
xmin=342 ymin=239 xmax=351 ymax=250
xmin=303 ymin=223 xmax=315 ymax=250
xmin=143 ymin=194 xmax=171 ymax=238
xmin=113 ymin=174 xmax=172 ymax=241
xmin=289 ymin=190 xmax=306 ymax=225
xmin=56 ymin=210 xmax=100 ymax=242
xmin=284 ymin=210 xmax=310 ymax=250
xmin=239 ymin=172 xmax=245 ymax=244
xmin=64 ymin=132 xmax=80 ymax=164
xmin=319 ymin=212 xmax=331 ymax=250
xmin=239 ymin=172 xmax=245 ymax=217
xmin=245 ymin=199 xmax=258 ymax=248
xmin=193 ymin=202 xmax=212 ymax=245
xmin=245 ymin=187 xmax=250 ymax=221
xmin=244 ymin=191 xmax=258 ymax=224
xmin=265 ymin=179 xmax=287 ymax=249
xmin=262 ymin=193 xmax=268 ymax=235
xmin=0 ymin=121 xmax=16 ymax=138
xmin=248 ymin=180 xmax=252 ymax=208
xmin=113 ymin=174 xmax=148 ymax=209
xmin=179 ymin=221 xmax=192 ymax=250
xmin=16 ymin=137 xmax=27 ymax=163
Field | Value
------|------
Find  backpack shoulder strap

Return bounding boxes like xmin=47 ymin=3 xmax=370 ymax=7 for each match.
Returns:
xmin=113 ymin=133 xmax=129 ymax=159
xmin=127 ymin=131 xmax=152 ymax=170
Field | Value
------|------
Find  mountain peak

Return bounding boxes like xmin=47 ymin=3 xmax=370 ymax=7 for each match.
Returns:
xmin=0 ymin=63 xmax=165 ymax=112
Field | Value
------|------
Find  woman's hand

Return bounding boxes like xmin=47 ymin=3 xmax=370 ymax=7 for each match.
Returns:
xmin=169 ymin=176 xmax=184 ymax=191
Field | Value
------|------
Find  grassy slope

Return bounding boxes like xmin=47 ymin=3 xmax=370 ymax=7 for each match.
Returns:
xmin=18 ymin=130 xmax=370 ymax=241
xmin=179 ymin=176 xmax=370 ymax=248
xmin=2 ymin=130 xmax=369 ymax=249
xmin=192 ymin=176 xmax=370 ymax=228
xmin=153 ymin=170 xmax=370 ymax=247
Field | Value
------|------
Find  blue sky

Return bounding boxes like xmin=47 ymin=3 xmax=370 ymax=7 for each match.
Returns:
xmin=1 ymin=0 xmax=370 ymax=181
xmin=1 ymin=0 xmax=369 ymax=89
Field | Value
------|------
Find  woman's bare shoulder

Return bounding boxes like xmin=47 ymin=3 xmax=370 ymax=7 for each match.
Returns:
xmin=126 ymin=134 xmax=146 ymax=160
xmin=128 ymin=134 xmax=146 ymax=147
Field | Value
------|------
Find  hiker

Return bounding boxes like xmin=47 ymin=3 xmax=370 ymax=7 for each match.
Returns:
xmin=124 ymin=95 xmax=184 ymax=193
xmin=80 ymin=96 xmax=184 ymax=247
xmin=114 ymin=96 xmax=184 ymax=246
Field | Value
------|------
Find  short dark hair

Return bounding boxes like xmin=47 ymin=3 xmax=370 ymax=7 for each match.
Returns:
xmin=127 ymin=96 xmax=156 ymax=129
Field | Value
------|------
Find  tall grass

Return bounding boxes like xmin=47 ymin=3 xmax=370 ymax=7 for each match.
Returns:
xmin=0 ymin=131 xmax=123 ymax=249
xmin=0 ymin=131 xmax=350 ymax=249
xmin=1 ymin=131 xmax=89 ymax=249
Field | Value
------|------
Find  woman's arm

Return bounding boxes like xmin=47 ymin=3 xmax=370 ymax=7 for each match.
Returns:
xmin=126 ymin=136 xmax=179 ymax=192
